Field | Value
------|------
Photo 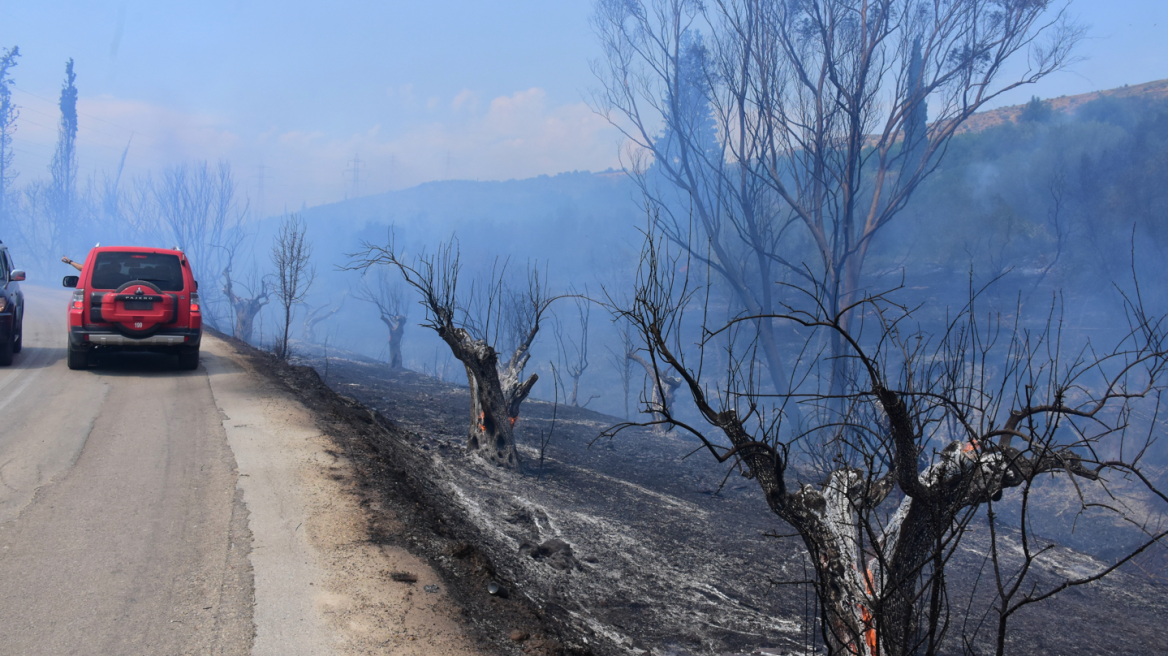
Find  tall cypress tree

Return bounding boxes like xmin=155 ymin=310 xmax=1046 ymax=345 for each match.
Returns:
xmin=49 ymin=58 xmax=78 ymax=243
xmin=656 ymin=30 xmax=718 ymax=167
xmin=903 ymin=37 xmax=928 ymax=173
xmin=0 ymin=46 xmax=20 ymax=227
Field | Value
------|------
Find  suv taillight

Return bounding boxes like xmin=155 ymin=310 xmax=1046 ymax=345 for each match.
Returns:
xmin=71 ymin=288 xmax=84 ymax=309
xmin=189 ymin=292 xmax=200 ymax=312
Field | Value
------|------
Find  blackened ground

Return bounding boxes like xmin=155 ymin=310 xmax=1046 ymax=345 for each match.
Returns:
xmin=244 ymin=338 xmax=1168 ymax=656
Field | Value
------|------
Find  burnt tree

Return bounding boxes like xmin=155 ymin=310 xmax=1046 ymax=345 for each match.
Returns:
xmin=605 ymin=224 xmax=1168 ymax=656
xmin=302 ymin=293 xmax=345 ymax=344
xmin=221 ymin=233 xmax=270 ymax=345
xmin=271 ymin=213 xmax=315 ymax=360
xmin=592 ymin=0 xmax=1083 ymax=409
xmin=626 ymin=349 xmax=680 ymax=434
xmin=605 ymin=323 xmax=636 ymax=420
xmin=552 ymin=295 xmax=598 ymax=407
xmin=154 ymin=160 xmax=246 ymax=331
xmin=222 ymin=264 xmax=270 ymax=345
xmin=353 ymin=267 xmax=408 ymax=369
xmin=349 ymin=236 xmax=555 ymax=469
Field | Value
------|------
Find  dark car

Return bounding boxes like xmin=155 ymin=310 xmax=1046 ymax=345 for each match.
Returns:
xmin=63 ymin=246 xmax=202 ymax=370
xmin=0 ymin=240 xmax=26 ymax=366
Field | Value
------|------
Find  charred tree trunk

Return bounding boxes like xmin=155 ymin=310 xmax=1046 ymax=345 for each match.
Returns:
xmin=380 ymin=313 xmax=406 ymax=369
xmin=687 ymin=382 xmax=1106 ymax=656
xmin=303 ymin=296 xmax=344 ymax=344
xmin=353 ymin=267 xmax=408 ymax=369
xmin=611 ymin=229 xmax=1133 ymax=655
xmin=568 ymin=374 xmax=581 ymax=407
xmin=222 ymin=266 xmax=269 ymax=345
xmin=348 ymin=237 xmax=552 ymax=471
xmin=233 ymin=300 xmax=262 ymax=344
xmin=627 ymin=351 xmax=680 ymax=432
xmin=439 ymin=323 xmax=536 ymax=468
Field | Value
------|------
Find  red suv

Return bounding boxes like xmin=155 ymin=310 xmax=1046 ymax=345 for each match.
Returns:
xmin=63 ymin=246 xmax=202 ymax=370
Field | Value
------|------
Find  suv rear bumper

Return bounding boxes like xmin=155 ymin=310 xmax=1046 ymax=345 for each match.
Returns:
xmin=69 ymin=327 xmax=201 ymax=350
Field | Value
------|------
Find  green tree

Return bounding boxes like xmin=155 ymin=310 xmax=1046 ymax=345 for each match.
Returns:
xmin=1019 ymin=95 xmax=1053 ymax=123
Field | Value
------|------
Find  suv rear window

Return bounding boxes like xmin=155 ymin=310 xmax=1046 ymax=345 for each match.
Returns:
xmin=90 ymin=252 xmax=185 ymax=292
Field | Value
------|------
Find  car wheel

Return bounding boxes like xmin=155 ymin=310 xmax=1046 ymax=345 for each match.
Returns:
xmin=12 ymin=317 xmax=21 ymax=353
xmin=178 ymin=348 xmax=199 ymax=370
xmin=66 ymin=345 xmax=88 ymax=370
xmin=0 ymin=331 xmax=12 ymax=366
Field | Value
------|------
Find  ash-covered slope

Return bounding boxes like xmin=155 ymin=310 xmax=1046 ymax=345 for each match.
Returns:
xmin=304 ymin=351 xmax=1167 ymax=655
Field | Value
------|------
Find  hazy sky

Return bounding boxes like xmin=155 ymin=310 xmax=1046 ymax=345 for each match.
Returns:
xmin=1 ymin=1 xmax=1165 ymax=216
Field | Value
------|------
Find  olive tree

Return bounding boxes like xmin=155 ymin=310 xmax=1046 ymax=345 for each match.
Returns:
xmin=605 ymin=222 xmax=1168 ymax=655
xmin=302 ymin=295 xmax=346 ymax=345
xmin=353 ymin=267 xmax=408 ymax=369
xmin=349 ymin=235 xmax=556 ymax=469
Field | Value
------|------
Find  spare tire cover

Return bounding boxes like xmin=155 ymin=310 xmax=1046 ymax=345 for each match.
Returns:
xmin=101 ymin=280 xmax=173 ymax=338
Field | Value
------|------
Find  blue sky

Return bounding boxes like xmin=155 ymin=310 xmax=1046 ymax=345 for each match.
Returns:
xmin=1 ymin=1 xmax=1165 ymax=214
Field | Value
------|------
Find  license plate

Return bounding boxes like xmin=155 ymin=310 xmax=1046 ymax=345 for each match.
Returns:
xmin=124 ymin=301 xmax=154 ymax=311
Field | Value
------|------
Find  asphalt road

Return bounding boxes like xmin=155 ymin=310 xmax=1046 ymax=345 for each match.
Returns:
xmin=0 ymin=287 xmax=253 ymax=655
xmin=0 ymin=285 xmax=482 ymax=656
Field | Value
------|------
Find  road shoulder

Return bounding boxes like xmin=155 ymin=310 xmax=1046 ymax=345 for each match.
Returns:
xmin=203 ymin=334 xmax=481 ymax=656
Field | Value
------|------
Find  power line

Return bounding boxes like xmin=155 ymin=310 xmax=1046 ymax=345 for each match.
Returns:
xmin=9 ymin=95 xmax=174 ymax=172
xmin=11 ymin=85 xmax=164 ymax=146
xmin=16 ymin=101 xmax=146 ymax=148
xmin=10 ymin=130 xmax=174 ymax=175
xmin=10 ymin=129 xmax=165 ymax=173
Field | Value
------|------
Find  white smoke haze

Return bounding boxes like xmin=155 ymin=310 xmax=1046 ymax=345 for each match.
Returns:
xmin=2 ymin=2 xmax=1168 ymax=654
xmin=8 ymin=86 xmax=624 ymax=215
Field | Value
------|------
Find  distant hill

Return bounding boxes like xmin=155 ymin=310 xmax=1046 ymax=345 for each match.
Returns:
xmin=235 ymin=169 xmax=652 ymax=419
xmin=242 ymin=79 xmax=1168 ymax=422
xmin=284 ymin=169 xmax=645 ymax=292
xmin=954 ymin=78 xmax=1168 ymax=134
